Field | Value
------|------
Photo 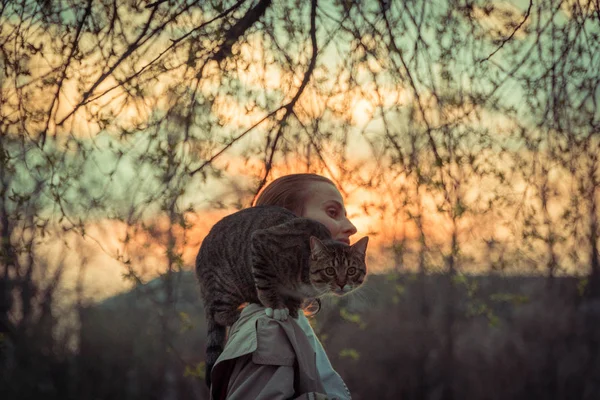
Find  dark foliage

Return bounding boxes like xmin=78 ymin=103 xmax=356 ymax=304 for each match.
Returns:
xmin=4 ymin=271 xmax=598 ymax=400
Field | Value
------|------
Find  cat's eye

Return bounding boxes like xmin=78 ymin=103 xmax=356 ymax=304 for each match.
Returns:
xmin=325 ymin=267 xmax=336 ymax=276
xmin=347 ymin=267 xmax=357 ymax=275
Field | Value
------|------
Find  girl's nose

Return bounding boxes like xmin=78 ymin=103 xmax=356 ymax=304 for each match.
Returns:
xmin=343 ymin=218 xmax=357 ymax=236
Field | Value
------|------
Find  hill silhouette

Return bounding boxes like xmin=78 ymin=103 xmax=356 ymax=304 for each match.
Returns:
xmin=77 ymin=270 xmax=600 ymax=400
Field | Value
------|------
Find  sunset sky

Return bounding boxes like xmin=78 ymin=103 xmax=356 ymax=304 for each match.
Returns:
xmin=3 ymin=0 xmax=598 ymax=303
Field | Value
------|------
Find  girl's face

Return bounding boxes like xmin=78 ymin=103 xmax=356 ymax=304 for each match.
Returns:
xmin=301 ymin=181 xmax=358 ymax=244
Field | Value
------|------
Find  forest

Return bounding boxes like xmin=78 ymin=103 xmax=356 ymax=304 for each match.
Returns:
xmin=1 ymin=0 xmax=599 ymax=399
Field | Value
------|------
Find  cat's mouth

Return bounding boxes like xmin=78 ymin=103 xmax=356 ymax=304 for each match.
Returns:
xmin=331 ymin=284 xmax=354 ymax=296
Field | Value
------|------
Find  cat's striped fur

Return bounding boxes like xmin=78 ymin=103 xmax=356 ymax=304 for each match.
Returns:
xmin=195 ymin=205 xmax=368 ymax=387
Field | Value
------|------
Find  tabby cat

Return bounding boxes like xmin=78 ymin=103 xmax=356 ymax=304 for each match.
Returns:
xmin=195 ymin=205 xmax=368 ymax=386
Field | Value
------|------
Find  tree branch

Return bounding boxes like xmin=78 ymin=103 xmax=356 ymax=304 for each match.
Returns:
xmin=191 ymin=0 xmax=319 ymax=180
xmin=41 ymin=0 xmax=92 ymax=148
xmin=479 ymin=0 xmax=533 ymax=63
xmin=212 ymin=0 xmax=272 ymax=63
xmin=381 ymin=6 xmax=443 ymax=168
xmin=252 ymin=0 xmax=319 ymax=197
xmin=81 ymin=0 xmax=246 ymax=111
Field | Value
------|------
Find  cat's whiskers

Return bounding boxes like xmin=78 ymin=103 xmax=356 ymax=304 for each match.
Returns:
xmin=342 ymin=283 xmax=375 ymax=308
xmin=314 ymin=286 xmax=332 ymax=297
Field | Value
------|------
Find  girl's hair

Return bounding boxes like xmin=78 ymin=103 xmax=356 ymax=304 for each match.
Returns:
xmin=254 ymin=173 xmax=335 ymax=216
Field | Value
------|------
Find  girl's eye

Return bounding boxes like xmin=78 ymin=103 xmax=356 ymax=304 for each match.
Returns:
xmin=325 ymin=267 xmax=336 ymax=276
xmin=327 ymin=208 xmax=337 ymax=217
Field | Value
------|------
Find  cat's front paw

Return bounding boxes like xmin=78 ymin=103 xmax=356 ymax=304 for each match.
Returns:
xmin=265 ymin=307 xmax=289 ymax=321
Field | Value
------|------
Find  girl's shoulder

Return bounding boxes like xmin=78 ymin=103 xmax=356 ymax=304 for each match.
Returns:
xmin=216 ymin=304 xmax=301 ymax=366
xmin=211 ymin=304 xmax=328 ymax=399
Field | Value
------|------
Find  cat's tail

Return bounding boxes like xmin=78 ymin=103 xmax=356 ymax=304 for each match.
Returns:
xmin=205 ymin=316 xmax=226 ymax=388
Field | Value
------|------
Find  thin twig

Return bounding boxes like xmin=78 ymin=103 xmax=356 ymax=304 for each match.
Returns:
xmin=41 ymin=0 xmax=92 ymax=148
xmin=479 ymin=0 xmax=533 ymax=63
xmin=251 ymin=0 xmax=319 ymax=198
xmin=73 ymin=0 xmax=246 ymax=114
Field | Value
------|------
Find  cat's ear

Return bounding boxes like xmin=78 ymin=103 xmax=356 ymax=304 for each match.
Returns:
xmin=350 ymin=236 xmax=369 ymax=256
xmin=310 ymin=236 xmax=328 ymax=258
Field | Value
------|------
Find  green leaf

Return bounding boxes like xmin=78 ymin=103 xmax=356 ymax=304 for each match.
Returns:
xmin=184 ymin=362 xmax=205 ymax=379
xmin=339 ymin=348 xmax=360 ymax=360
xmin=577 ymin=278 xmax=589 ymax=297
xmin=340 ymin=308 xmax=366 ymax=329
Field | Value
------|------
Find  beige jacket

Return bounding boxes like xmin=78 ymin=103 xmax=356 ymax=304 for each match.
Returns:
xmin=210 ymin=304 xmax=332 ymax=400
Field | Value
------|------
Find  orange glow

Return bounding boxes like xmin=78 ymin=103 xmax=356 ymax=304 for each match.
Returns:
xmin=36 ymin=209 xmax=233 ymax=301
xmin=5 ymin=6 xmax=589 ymax=306
xmin=28 ymin=141 xmax=584 ymax=303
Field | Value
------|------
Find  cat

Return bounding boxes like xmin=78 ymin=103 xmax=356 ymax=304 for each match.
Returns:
xmin=195 ymin=205 xmax=369 ymax=386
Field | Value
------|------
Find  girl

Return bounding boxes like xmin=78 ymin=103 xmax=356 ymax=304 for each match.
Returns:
xmin=209 ymin=174 xmax=357 ymax=400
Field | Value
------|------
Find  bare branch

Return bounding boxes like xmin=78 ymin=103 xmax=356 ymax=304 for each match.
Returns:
xmin=192 ymin=0 xmax=319 ymax=180
xmin=80 ymin=0 xmax=247 ymax=110
xmin=252 ymin=0 xmax=319 ymax=197
xmin=381 ymin=6 xmax=443 ymax=168
xmin=479 ymin=0 xmax=533 ymax=63
xmin=212 ymin=0 xmax=272 ymax=63
xmin=40 ymin=0 xmax=92 ymax=148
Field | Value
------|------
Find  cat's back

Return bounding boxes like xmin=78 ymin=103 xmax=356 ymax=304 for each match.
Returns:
xmin=206 ymin=205 xmax=295 ymax=238
xmin=195 ymin=206 xmax=297 ymax=305
xmin=196 ymin=206 xmax=295 ymax=260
